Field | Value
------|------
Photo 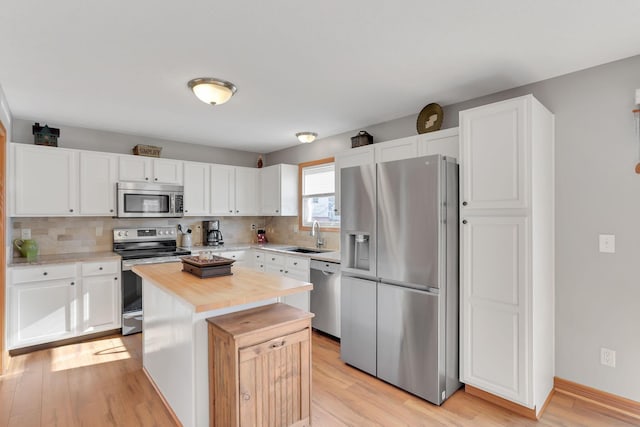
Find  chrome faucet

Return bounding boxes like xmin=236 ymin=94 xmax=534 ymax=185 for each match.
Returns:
xmin=310 ymin=220 xmax=325 ymax=248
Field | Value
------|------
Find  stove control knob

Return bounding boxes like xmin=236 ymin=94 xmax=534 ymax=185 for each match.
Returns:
xmin=158 ymin=230 xmax=163 ymax=235
xmin=124 ymin=231 xmax=129 ymax=237
xmin=170 ymin=229 xmax=175 ymax=234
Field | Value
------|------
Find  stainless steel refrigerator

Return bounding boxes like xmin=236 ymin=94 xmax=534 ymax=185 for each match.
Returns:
xmin=340 ymin=154 xmax=461 ymax=405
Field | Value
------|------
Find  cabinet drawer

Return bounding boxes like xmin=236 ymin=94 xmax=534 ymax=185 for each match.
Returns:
xmin=265 ymin=253 xmax=285 ymax=266
xmin=286 ymin=256 xmax=309 ymax=271
xmin=81 ymin=260 xmax=119 ymax=277
xmin=221 ymin=250 xmax=245 ymax=261
xmin=11 ymin=263 xmax=76 ymax=284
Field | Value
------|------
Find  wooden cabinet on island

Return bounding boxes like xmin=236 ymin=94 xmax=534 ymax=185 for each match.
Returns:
xmin=207 ymin=303 xmax=313 ymax=427
xmin=132 ymin=262 xmax=313 ymax=427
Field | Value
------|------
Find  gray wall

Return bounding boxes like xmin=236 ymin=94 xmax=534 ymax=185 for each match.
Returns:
xmin=267 ymin=54 xmax=640 ymax=401
xmin=12 ymin=118 xmax=261 ymax=167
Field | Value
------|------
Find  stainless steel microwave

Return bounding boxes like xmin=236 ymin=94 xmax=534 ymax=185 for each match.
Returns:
xmin=117 ymin=182 xmax=184 ymax=218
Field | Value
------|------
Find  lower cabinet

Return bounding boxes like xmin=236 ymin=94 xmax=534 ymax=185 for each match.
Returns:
xmin=260 ymin=251 xmax=310 ymax=312
xmin=207 ymin=303 xmax=313 ymax=427
xmin=8 ymin=260 xmax=121 ymax=349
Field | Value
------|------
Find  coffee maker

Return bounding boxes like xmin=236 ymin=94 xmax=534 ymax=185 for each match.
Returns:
xmin=203 ymin=220 xmax=224 ymax=246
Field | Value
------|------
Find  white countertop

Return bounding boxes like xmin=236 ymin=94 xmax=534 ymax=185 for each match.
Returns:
xmin=9 ymin=251 xmax=121 ymax=267
xmin=184 ymin=243 xmax=341 ymax=263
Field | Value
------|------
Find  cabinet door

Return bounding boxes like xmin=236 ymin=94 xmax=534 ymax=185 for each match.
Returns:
xmin=183 ymin=161 xmax=210 ymax=216
xmin=283 ymin=266 xmax=310 ymax=312
xmin=374 ymin=136 xmax=417 ymax=163
xmin=340 ymin=275 xmax=377 ymax=375
xmin=79 ymin=151 xmax=118 ymax=215
xmin=235 ymin=167 xmax=259 ymax=216
xmin=260 ymin=165 xmax=280 ymax=215
xmin=334 ymin=146 xmax=375 ymax=215
xmin=238 ymin=329 xmax=311 ymax=427
xmin=417 ymin=128 xmax=459 ymax=161
xmin=460 ymin=216 xmax=528 ymax=404
xmin=153 ymin=159 xmax=183 ymax=184
xmin=14 ymin=144 xmax=78 ymax=216
xmin=81 ymin=275 xmax=120 ymax=333
xmin=9 ymin=279 xmax=77 ymax=348
xmin=211 ymin=164 xmax=236 ymax=215
xmin=119 ymin=155 xmax=152 ymax=182
xmin=460 ymin=97 xmax=528 ymax=209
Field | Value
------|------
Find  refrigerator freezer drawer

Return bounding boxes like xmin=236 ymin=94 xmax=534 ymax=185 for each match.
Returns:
xmin=377 ymin=282 xmax=441 ymax=404
xmin=340 ymin=275 xmax=377 ymax=376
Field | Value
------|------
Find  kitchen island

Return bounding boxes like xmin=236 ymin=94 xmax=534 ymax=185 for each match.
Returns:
xmin=132 ymin=262 xmax=313 ymax=427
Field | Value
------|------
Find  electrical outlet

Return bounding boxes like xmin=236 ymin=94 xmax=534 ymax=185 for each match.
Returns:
xmin=21 ymin=228 xmax=31 ymax=239
xmin=250 ymin=224 xmax=256 ymax=231
xmin=601 ymin=348 xmax=616 ymax=367
xmin=599 ymin=234 xmax=615 ymax=253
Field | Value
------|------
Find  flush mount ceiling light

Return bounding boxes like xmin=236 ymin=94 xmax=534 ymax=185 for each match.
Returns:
xmin=296 ymin=132 xmax=318 ymax=143
xmin=188 ymin=78 xmax=237 ymax=105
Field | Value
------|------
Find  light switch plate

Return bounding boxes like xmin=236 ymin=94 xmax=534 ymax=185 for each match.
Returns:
xmin=599 ymin=234 xmax=615 ymax=253
xmin=21 ymin=228 xmax=31 ymax=239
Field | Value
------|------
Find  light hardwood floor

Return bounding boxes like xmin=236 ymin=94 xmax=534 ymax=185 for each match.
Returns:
xmin=1 ymin=332 xmax=637 ymax=427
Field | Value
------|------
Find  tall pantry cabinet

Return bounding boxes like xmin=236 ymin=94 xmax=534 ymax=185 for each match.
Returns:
xmin=459 ymin=94 xmax=555 ymax=417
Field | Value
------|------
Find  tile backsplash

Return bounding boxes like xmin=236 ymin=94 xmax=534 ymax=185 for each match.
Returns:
xmin=10 ymin=215 xmax=340 ymax=258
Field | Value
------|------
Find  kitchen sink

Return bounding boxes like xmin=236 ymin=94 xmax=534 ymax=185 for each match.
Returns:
xmin=282 ymin=247 xmax=330 ymax=254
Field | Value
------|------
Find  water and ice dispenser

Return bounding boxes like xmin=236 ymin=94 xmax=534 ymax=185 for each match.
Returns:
xmin=344 ymin=233 xmax=371 ymax=271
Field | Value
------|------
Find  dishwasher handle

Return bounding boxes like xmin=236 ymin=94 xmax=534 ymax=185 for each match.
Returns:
xmin=310 ymin=259 xmax=340 ymax=274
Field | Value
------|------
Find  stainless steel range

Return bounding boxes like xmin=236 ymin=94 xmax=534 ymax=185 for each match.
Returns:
xmin=113 ymin=226 xmax=191 ymax=335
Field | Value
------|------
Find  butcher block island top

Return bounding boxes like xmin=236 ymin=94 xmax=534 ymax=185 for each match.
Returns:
xmin=132 ymin=261 xmax=313 ymax=313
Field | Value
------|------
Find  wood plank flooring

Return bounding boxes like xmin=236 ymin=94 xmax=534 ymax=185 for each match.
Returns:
xmin=1 ymin=331 xmax=637 ymax=427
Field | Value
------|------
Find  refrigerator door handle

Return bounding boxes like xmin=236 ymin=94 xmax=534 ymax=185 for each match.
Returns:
xmin=379 ymin=278 xmax=440 ymax=295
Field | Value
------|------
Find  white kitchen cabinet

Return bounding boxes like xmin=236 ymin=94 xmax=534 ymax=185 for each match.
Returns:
xmin=13 ymin=144 xmax=78 ymax=216
xmin=119 ymin=155 xmax=183 ymax=184
xmin=374 ymin=135 xmax=417 ymax=163
xmin=234 ymin=166 xmax=260 ymax=215
xmin=79 ymin=151 xmax=118 ymax=215
xmin=183 ymin=161 xmax=210 ymax=216
xmin=80 ymin=260 xmax=121 ymax=334
xmin=119 ymin=155 xmax=152 ymax=182
xmin=8 ymin=263 xmax=78 ymax=349
xmin=262 ymin=252 xmax=310 ymax=312
xmin=459 ymin=94 xmax=554 ymax=416
xmin=334 ymin=145 xmax=375 ymax=215
xmin=460 ymin=98 xmax=527 ymax=210
xmin=260 ymin=164 xmax=298 ymax=216
xmin=252 ymin=250 xmax=265 ymax=272
xmin=210 ymin=164 xmax=236 ymax=215
xmin=417 ymin=127 xmax=459 ymax=161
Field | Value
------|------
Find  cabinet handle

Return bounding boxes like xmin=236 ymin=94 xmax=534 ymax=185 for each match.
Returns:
xmin=236 ymin=210 xmax=239 ymax=213
xmin=70 ymin=281 xmax=75 ymax=286
xmin=241 ymin=392 xmax=251 ymax=401
xmin=145 ymin=177 xmax=149 ymax=180
xmin=229 ymin=210 xmax=233 ymax=213
xmin=114 ymin=277 xmax=118 ymax=280
xmin=110 ymin=209 xmax=114 ymax=213
xmin=154 ymin=178 xmax=158 ymax=181
xmin=184 ymin=210 xmax=188 ymax=213
xmin=69 ymin=208 xmax=74 ymax=212
xmin=462 ymin=201 xmax=468 ymax=206
xmin=275 ymin=209 xmax=279 ymax=213
xmin=99 ymin=267 xmax=103 ymax=270
xmin=462 ymin=219 xmax=468 ymax=224
xmin=43 ymin=272 xmax=48 ymax=276
xmin=269 ymin=339 xmax=286 ymax=349
xmin=279 ymin=269 xmax=283 ymax=273
xmin=271 ymin=257 xmax=276 ymax=261
xmin=293 ymin=262 xmax=298 ymax=266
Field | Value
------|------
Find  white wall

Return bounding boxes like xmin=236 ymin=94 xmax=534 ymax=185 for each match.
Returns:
xmin=265 ymin=54 xmax=640 ymax=402
xmin=11 ymin=118 xmax=261 ymax=167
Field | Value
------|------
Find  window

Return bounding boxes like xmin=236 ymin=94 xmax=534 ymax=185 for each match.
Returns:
xmin=299 ymin=157 xmax=340 ymax=230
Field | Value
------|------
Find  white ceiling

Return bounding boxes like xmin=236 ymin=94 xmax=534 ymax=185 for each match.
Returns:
xmin=1 ymin=0 xmax=639 ymax=153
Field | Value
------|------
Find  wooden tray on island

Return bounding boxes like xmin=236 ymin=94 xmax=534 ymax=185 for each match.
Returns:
xmin=181 ymin=255 xmax=235 ymax=278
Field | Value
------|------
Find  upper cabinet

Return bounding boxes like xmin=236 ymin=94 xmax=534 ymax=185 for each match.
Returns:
xmin=260 ymin=164 xmax=298 ymax=216
xmin=234 ymin=167 xmax=260 ymax=216
xmin=118 ymin=155 xmax=183 ymax=185
xmin=183 ymin=161 xmax=210 ymax=216
xmin=79 ymin=151 xmax=118 ymax=215
xmin=210 ymin=164 xmax=236 ymax=215
xmin=334 ymin=145 xmax=375 ymax=216
xmin=374 ymin=136 xmax=417 ymax=163
xmin=13 ymin=144 xmax=78 ymax=216
xmin=417 ymin=127 xmax=459 ymax=160
xmin=459 ymin=99 xmax=527 ymax=210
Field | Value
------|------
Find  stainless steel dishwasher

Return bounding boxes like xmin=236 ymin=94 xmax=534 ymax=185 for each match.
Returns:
xmin=310 ymin=260 xmax=341 ymax=338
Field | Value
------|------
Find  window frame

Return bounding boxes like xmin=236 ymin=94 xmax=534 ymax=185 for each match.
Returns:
xmin=298 ymin=157 xmax=338 ymax=232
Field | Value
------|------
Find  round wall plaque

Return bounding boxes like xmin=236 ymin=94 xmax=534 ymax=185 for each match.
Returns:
xmin=416 ymin=103 xmax=443 ymax=134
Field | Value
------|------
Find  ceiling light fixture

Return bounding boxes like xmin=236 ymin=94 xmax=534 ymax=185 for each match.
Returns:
xmin=188 ymin=78 xmax=237 ymax=106
xmin=296 ymin=132 xmax=317 ymax=143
